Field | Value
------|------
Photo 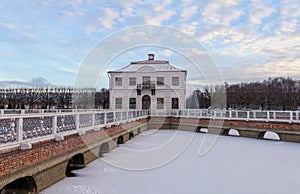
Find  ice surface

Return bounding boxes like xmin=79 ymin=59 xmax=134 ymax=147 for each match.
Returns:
xmin=42 ymin=130 xmax=300 ymax=194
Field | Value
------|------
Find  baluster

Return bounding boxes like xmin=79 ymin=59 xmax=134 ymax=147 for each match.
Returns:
xmin=16 ymin=118 xmax=23 ymax=142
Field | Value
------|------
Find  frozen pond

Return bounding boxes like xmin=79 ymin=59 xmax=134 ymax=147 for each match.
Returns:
xmin=42 ymin=129 xmax=300 ymax=194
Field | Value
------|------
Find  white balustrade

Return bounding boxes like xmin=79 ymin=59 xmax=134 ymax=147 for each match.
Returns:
xmin=0 ymin=109 xmax=299 ymax=150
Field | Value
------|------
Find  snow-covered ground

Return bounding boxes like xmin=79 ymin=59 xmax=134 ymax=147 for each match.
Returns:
xmin=42 ymin=130 xmax=300 ymax=194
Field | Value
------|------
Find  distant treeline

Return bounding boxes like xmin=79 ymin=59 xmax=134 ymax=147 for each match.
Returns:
xmin=186 ymin=77 xmax=300 ymax=110
xmin=1 ymin=77 xmax=300 ymax=110
xmin=0 ymin=88 xmax=109 ymax=109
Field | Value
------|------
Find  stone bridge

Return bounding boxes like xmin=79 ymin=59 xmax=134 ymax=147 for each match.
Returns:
xmin=0 ymin=109 xmax=299 ymax=193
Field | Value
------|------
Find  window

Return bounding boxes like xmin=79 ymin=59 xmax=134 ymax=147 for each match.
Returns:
xmin=115 ymin=77 xmax=122 ymax=86
xmin=151 ymin=89 xmax=156 ymax=95
xmin=172 ymin=98 xmax=179 ymax=109
xmin=129 ymin=98 xmax=136 ymax=109
xmin=142 ymin=76 xmax=151 ymax=84
xmin=129 ymin=77 xmax=136 ymax=86
xmin=137 ymin=90 xmax=141 ymax=95
xmin=172 ymin=77 xmax=179 ymax=86
xmin=157 ymin=98 xmax=164 ymax=109
xmin=115 ymin=98 xmax=122 ymax=109
xmin=157 ymin=77 xmax=164 ymax=86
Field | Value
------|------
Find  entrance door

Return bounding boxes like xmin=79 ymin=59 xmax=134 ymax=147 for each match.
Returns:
xmin=142 ymin=95 xmax=151 ymax=109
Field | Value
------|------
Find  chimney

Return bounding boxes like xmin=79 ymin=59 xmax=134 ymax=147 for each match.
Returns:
xmin=148 ymin=53 xmax=154 ymax=60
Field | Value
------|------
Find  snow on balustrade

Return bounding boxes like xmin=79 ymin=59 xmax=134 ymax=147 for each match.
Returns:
xmin=0 ymin=109 xmax=149 ymax=149
xmin=0 ymin=109 xmax=298 ymax=149
xmin=79 ymin=114 xmax=93 ymax=128
xmin=0 ymin=119 xmax=16 ymax=143
xmin=94 ymin=113 xmax=105 ymax=126
xmin=23 ymin=117 xmax=53 ymax=139
xmin=57 ymin=115 xmax=76 ymax=133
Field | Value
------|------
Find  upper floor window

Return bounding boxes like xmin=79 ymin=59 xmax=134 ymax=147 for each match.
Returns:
xmin=115 ymin=77 xmax=122 ymax=86
xmin=142 ymin=76 xmax=151 ymax=84
xmin=172 ymin=77 xmax=179 ymax=86
xmin=157 ymin=77 xmax=164 ymax=86
xmin=129 ymin=77 xmax=136 ymax=86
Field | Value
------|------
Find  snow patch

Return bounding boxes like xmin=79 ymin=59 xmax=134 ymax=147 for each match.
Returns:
xmin=200 ymin=128 xmax=208 ymax=133
xmin=263 ymin=131 xmax=280 ymax=140
xmin=68 ymin=185 xmax=98 ymax=194
xmin=228 ymin=129 xmax=240 ymax=136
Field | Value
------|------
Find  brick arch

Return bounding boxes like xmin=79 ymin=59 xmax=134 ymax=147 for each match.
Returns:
xmin=0 ymin=176 xmax=36 ymax=194
xmin=65 ymin=153 xmax=85 ymax=177
xmin=129 ymin=132 xmax=134 ymax=140
xmin=99 ymin=142 xmax=109 ymax=157
xmin=137 ymin=128 xmax=141 ymax=134
xmin=117 ymin=135 xmax=124 ymax=144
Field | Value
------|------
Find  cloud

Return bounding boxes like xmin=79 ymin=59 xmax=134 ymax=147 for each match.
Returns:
xmin=201 ymin=0 xmax=242 ymax=25
xmin=97 ymin=8 xmax=119 ymax=29
xmin=144 ymin=10 xmax=175 ymax=25
xmin=0 ymin=23 xmax=16 ymax=30
xmin=23 ymin=33 xmax=36 ymax=39
xmin=181 ymin=0 xmax=194 ymax=6
xmin=278 ymin=19 xmax=298 ymax=34
xmin=249 ymin=0 xmax=276 ymax=25
xmin=180 ymin=5 xmax=198 ymax=21
xmin=281 ymin=0 xmax=300 ymax=19
xmin=143 ymin=0 xmax=175 ymax=25
xmin=179 ymin=21 xmax=198 ymax=36
xmin=158 ymin=49 xmax=173 ymax=57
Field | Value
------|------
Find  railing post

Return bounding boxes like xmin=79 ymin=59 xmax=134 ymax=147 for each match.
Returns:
xmin=92 ymin=112 xmax=95 ymax=127
xmin=104 ymin=111 xmax=107 ymax=125
xmin=273 ymin=112 xmax=276 ymax=120
xmin=16 ymin=118 xmax=23 ymax=142
xmin=266 ymin=111 xmax=270 ymax=122
xmin=246 ymin=111 xmax=250 ymax=121
xmin=229 ymin=110 xmax=232 ymax=120
xmin=52 ymin=115 xmax=57 ymax=135
xmin=253 ymin=111 xmax=256 ymax=119
xmin=290 ymin=111 xmax=293 ymax=123
xmin=76 ymin=113 xmax=80 ymax=131
xmin=296 ymin=111 xmax=299 ymax=121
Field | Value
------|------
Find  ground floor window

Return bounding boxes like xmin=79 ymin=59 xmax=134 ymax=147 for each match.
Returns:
xmin=115 ymin=98 xmax=122 ymax=109
xmin=157 ymin=98 xmax=164 ymax=109
xmin=172 ymin=98 xmax=179 ymax=109
xmin=129 ymin=98 xmax=136 ymax=109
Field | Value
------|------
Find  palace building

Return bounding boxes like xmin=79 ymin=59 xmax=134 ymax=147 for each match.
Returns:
xmin=108 ymin=54 xmax=187 ymax=112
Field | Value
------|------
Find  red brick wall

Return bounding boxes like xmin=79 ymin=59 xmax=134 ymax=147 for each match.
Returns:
xmin=0 ymin=119 xmax=147 ymax=177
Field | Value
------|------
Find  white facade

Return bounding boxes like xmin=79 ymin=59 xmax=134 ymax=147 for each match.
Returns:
xmin=108 ymin=54 xmax=187 ymax=112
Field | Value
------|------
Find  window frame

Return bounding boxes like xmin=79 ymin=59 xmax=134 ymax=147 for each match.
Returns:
xmin=157 ymin=77 xmax=164 ymax=86
xmin=129 ymin=77 xmax=136 ymax=86
xmin=115 ymin=77 xmax=122 ymax=86
xmin=115 ymin=98 xmax=122 ymax=109
xmin=172 ymin=77 xmax=179 ymax=86
xmin=129 ymin=98 xmax=136 ymax=109
xmin=171 ymin=98 xmax=179 ymax=109
xmin=157 ymin=98 xmax=164 ymax=109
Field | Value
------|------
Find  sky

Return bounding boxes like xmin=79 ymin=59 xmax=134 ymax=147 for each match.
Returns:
xmin=0 ymin=0 xmax=299 ymax=90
